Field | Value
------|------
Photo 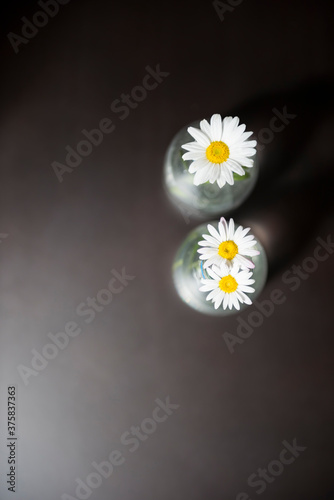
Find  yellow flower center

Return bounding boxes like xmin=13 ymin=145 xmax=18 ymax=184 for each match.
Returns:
xmin=219 ymin=275 xmax=238 ymax=293
xmin=218 ymin=240 xmax=238 ymax=260
xmin=206 ymin=141 xmax=230 ymax=164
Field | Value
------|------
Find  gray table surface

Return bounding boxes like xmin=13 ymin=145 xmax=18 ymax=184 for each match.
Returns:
xmin=1 ymin=1 xmax=334 ymax=499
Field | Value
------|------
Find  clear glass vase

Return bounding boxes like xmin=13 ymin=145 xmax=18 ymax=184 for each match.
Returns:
xmin=172 ymin=220 xmax=268 ymax=316
xmin=163 ymin=120 xmax=259 ymax=218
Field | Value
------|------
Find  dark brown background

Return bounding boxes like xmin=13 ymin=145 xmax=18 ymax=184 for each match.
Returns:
xmin=1 ymin=0 xmax=334 ymax=499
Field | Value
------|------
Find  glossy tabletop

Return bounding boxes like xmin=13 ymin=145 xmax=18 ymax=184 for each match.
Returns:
xmin=0 ymin=1 xmax=334 ymax=499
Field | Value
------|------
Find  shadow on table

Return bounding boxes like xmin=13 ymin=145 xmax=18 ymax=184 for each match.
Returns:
xmin=225 ymin=78 xmax=334 ymax=281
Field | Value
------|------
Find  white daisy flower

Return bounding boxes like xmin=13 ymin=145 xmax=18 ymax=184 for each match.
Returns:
xmin=198 ymin=217 xmax=260 ymax=270
xmin=181 ymin=114 xmax=257 ymax=188
xmin=199 ymin=265 xmax=255 ymax=310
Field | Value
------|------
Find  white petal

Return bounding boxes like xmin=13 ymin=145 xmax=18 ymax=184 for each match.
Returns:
xmin=230 ymin=155 xmax=254 ymax=168
xmin=200 ymin=278 xmax=214 ymax=286
xmin=207 ymin=224 xmax=221 ymax=241
xmin=188 ymin=161 xmax=198 ymax=174
xmin=194 ymin=167 xmax=210 ymax=185
xmin=219 ymin=261 xmax=231 ymax=273
xmin=182 ymin=151 xmax=205 ymax=161
xmin=206 ymin=288 xmax=221 ymax=301
xmin=223 ymin=163 xmax=234 ymax=185
xmin=228 ymin=218 xmax=235 ymax=239
xmin=203 ymin=256 xmax=222 ymax=268
xmin=238 ymin=239 xmax=258 ymax=248
xmin=218 ymin=219 xmax=227 ymax=240
xmin=235 ymin=147 xmax=257 ymax=156
xmin=212 ymin=266 xmax=224 ymax=279
xmin=238 ymin=241 xmax=259 ymax=251
xmin=198 ymin=239 xmax=218 ymax=248
xmin=241 ymin=140 xmax=257 ymax=148
xmin=202 ymin=234 xmax=220 ymax=245
xmin=239 ymin=131 xmax=254 ymax=141
xmin=226 ymin=159 xmax=245 ymax=176
xmin=206 ymin=163 xmax=217 ymax=183
xmin=222 ymin=116 xmax=240 ymax=140
xmin=210 ymin=114 xmax=223 ymax=141
xmin=199 ymin=282 xmax=217 ymax=292
xmin=239 ymin=285 xmax=255 ymax=294
xmin=235 ymin=290 xmax=247 ymax=304
xmin=228 ymin=123 xmax=246 ymax=143
xmin=237 ymin=234 xmax=257 ymax=243
xmin=199 ymin=119 xmax=212 ymax=139
xmin=197 ymin=247 xmax=217 ymax=254
xmin=214 ymin=292 xmax=224 ymax=309
xmin=237 ymin=277 xmax=254 ymax=287
xmin=233 ymin=225 xmax=244 ymax=240
xmin=232 ymin=294 xmax=240 ymax=310
xmin=230 ymin=134 xmax=255 ymax=149
xmin=239 ymin=227 xmax=251 ymax=238
xmin=235 ymin=254 xmax=255 ymax=269
xmin=209 ymin=165 xmax=220 ymax=182
xmin=190 ymin=158 xmax=211 ymax=170
xmin=235 ymin=269 xmax=253 ymax=280
xmin=207 ymin=266 xmax=221 ymax=281
xmin=187 ymin=127 xmax=211 ymax=147
xmin=217 ymin=173 xmax=226 ymax=188
xmin=229 ymin=116 xmax=240 ymax=130
xmin=181 ymin=142 xmax=205 ymax=152
xmin=242 ymin=249 xmax=260 ymax=257
xmin=218 ymin=217 xmax=228 ymax=241
xmin=221 ymin=116 xmax=232 ymax=135
xmin=222 ymin=293 xmax=229 ymax=309
xmin=229 ymin=263 xmax=242 ymax=275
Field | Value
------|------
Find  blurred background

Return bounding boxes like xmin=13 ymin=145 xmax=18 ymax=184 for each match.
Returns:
xmin=0 ymin=0 xmax=333 ymax=499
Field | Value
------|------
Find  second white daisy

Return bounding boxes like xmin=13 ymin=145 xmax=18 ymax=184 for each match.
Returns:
xmin=198 ymin=217 xmax=260 ymax=270
xmin=181 ymin=114 xmax=257 ymax=188
xmin=199 ymin=265 xmax=255 ymax=310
